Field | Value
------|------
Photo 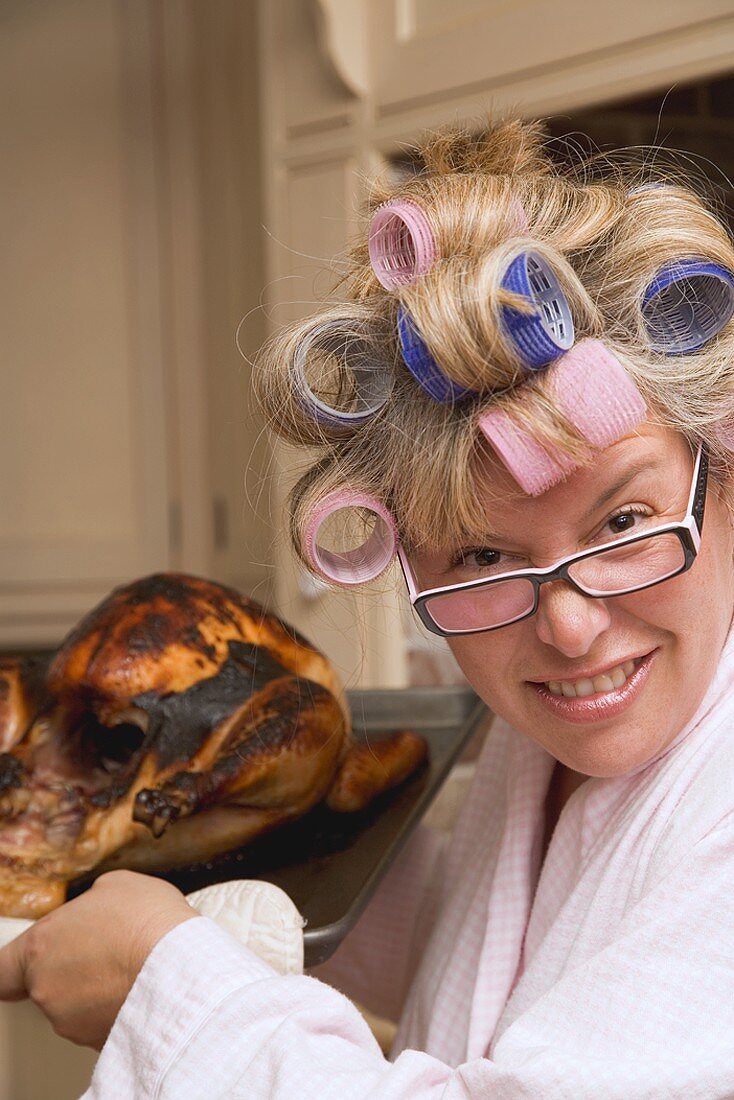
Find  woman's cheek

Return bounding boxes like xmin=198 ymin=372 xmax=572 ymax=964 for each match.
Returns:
xmin=447 ymin=636 xmax=513 ymax=707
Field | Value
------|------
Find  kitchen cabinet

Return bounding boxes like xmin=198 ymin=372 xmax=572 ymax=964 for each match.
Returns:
xmin=368 ymin=0 xmax=734 ymax=118
xmin=3 ymin=0 xmax=270 ymax=650
xmin=2 ymin=0 xmax=170 ymax=647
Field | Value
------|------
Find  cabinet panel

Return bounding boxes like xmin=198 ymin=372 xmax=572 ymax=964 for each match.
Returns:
xmin=372 ymin=0 xmax=734 ymax=112
xmin=269 ymin=155 xmax=406 ymax=688
xmin=279 ymin=0 xmax=358 ymax=136
xmin=191 ymin=0 xmax=272 ymax=601
xmin=1 ymin=0 xmax=170 ymax=645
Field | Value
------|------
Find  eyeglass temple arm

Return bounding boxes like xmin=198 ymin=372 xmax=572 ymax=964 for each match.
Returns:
xmin=688 ymin=444 xmax=708 ymax=537
xmin=397 ymin=545 xmax=419 ymax=600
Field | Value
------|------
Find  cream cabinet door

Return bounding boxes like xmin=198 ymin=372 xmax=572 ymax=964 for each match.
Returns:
xmin=265 ymin=151 xmax=408 ymax=689
xmin=2 ymin=0 xmax=170 ymax=647
xmin=368 ymin=0 xmax=734 ymax=115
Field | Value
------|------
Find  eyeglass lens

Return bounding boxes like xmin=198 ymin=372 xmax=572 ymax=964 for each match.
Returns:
xmin=422 ymin=532 xmax=686 ymax=633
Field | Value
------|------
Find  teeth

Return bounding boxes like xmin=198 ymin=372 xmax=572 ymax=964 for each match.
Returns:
xmin=610 ymin=667 xmax=627 ymax=689
xmin=546 ymin=658 xmax=640 ymax=698
xmin=593 ymin=674 xmax=615 ymax=693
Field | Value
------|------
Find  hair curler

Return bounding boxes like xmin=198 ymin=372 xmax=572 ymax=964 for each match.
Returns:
xmin=303 ymin=489 xmax=398 ymax=585
xmin=642 ymin=260 xmax=734 ymax=355
xmin=500 ymin=250 xmax=575 ymax=369
xmin=548 ymin=339 xmax=647 ymax=448
xmin=292 ymin=318 xmax=393 ymax=433
xmin=479 ymin=339 xmax=647 ymax=495
xmin=477 ymin=408 xmax=575 ymax=495
xmin=397 ymin=306 xmax=479 ymax=404
xmin=368 ymin=199 xmax=437 ymax=290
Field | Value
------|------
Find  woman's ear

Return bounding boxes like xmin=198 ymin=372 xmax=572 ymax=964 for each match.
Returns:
xmin=711 ymin=464 xmax=734 ymax=548
xmin=712 ymin=458 xmax=734 ymax=506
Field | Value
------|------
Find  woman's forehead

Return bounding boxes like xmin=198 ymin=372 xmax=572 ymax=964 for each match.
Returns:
xmin=470 ymin=422 xmax=688 ymax=533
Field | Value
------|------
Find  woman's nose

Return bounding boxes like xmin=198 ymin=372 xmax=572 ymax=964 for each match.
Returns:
xmin=533 ymin=581 xmax=612 ymax=657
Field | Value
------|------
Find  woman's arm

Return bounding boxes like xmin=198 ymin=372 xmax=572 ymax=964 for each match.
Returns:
xmin=0 ymin=815 xmax=446 ymax=1053
xmin=0 ymin=872 xmax=195 ymax=1049
xmin=7 ymin=812 xmax=734 ymax=1099
xmin=84 ymin=812 xmax=734 ymax=1099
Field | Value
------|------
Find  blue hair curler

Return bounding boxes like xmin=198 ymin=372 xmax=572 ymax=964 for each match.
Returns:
xmin=642 ymin=260 xmax=734 ymax=355
xmin=397 ymin=306 xmax=478 ymax=403
xmin=500 ymin=251 xmax=575 ymax=369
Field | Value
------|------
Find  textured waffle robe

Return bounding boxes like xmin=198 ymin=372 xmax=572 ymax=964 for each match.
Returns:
xmin=85 ymin=624 xmax=734 ymax=1098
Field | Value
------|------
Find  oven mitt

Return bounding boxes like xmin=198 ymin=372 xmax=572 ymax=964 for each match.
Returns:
xmin=185 ymin=879 xmax=305 ymax=975
xmin=0 ymin=879 xmax=305 ymax=977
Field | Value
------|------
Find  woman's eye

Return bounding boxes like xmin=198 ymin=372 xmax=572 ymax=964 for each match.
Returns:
xmin=606 ymin=506 xmax=650 ymax=537
xmin=609 ymin=513 xmax=636 ymax=534
xmin=452 ymin=547 xmax=509 ymax=572
xmin=471 ymin=548 xmax=503 ymax=567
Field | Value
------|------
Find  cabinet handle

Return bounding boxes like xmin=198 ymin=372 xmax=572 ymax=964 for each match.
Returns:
xmin=169 ymin=500 xmax=182 ymax=554
xmin=213 ymin=497 xmax=229 ymax=551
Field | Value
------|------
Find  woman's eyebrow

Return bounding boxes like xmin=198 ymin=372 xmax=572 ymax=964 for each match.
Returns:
xmin=468 ymin=458 xmax=663 ymax=548
xmin=588 ymin=458 xmax=662 ymax=515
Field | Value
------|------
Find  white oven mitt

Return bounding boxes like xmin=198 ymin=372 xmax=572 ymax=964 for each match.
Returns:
xmin=0 ymin=879 xmax=305 ymax=977
xmin=185 ymin=879 xmax=305 ymax=975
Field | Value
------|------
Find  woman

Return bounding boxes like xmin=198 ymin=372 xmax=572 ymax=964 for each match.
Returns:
xmin=4 ymin=117 xmax=734 ymax=1098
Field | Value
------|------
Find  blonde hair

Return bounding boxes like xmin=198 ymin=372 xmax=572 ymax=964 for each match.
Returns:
xmin=253 ymin=116 xmax=734 ymax=566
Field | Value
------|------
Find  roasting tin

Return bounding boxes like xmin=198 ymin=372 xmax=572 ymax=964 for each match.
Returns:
xmin=72 ymin=686 xmax=489 ymax=967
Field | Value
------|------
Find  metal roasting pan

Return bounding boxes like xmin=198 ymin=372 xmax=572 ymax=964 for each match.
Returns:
xmin=71 ymin=686 xmax=489 ymax=967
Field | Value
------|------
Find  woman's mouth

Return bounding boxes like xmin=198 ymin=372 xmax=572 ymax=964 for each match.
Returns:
xmin=528 ymin=650 xmax=657 ymax=724
xmin=546 ymin=657 xmax=640 ymax=698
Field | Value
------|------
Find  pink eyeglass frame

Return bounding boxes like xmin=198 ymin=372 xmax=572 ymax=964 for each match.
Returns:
xmin=397 ymin=443 xmax=708 ymax=638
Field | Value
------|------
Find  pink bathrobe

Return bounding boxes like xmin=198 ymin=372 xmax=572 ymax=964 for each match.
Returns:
xmin=86 ymin=625 xmax=734 ymax=1098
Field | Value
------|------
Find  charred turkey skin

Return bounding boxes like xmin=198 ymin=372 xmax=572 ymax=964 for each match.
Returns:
xmin=0 ymin=574 xmax=426 ymax=917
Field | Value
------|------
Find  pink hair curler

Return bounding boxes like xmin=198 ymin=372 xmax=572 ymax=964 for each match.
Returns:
xmin=548 ymin=338 xmax=647 ymax=448
xmin=479 ymin=339 xmax=647 ymax=495
xmin=478 ymin=408 xmax=576 ymax=495
xmin=303 ymin=489 xmax=397 ymax=585
xmin=368 ymin=199 xmax=437 ymax=290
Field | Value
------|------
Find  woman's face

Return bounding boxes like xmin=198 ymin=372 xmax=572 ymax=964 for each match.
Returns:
xmin=412 ymin=423 xmax=734 ymax=777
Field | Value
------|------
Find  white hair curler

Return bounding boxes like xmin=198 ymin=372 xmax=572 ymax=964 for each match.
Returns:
xmin=292 ymin=317 xmax=393 ymax=433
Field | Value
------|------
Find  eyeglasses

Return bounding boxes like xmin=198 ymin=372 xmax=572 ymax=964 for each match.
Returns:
xmin=398 ymin=443 xmax=708 ymax=637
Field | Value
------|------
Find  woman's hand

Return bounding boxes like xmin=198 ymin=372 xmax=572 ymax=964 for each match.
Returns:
xmin=0 ymin=870 xmax=197 ymax=1050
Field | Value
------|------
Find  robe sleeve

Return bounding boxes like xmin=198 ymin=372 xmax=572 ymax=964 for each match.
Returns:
xmin=85 ymin=812 xmax=734 ymax=1100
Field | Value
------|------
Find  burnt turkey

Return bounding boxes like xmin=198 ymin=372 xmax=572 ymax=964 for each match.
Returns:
xmin=0 ymin=574 xmax=427 ymax=917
